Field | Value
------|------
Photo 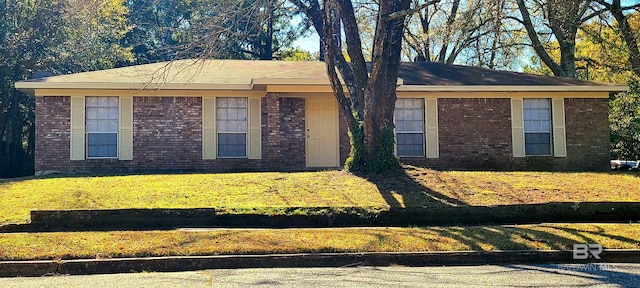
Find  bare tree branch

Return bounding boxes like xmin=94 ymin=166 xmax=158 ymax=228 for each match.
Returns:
xmin=388 ymin=0 xmax=440 ymax=20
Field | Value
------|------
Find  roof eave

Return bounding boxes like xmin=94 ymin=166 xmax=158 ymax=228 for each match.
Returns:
xmin=14 ymin=82 xmax=255 ymax=91
xmin=15 ymin=80 xmax=629 ymax=94
xmin=396 ymin=85 xmax=629 ymax=92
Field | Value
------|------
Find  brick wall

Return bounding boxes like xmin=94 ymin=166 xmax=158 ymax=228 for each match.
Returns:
xmin=36 ymin=96 xmax=278 ymax=173
xmin=132 ymin=97 xmax=201 ymax=170
xmin=511 ymin=98 xmax=610 ymax=171
xmin=265 ymin=93 xmax=281 ymax=168
xmin=402 ymin=98 xmax=513 ymax=170
xmin=279 ymin=98 xmax=306 ymax=170
xmin=565 ymin=98 xmax=610 ymax=170
xmin=35 ymin=96 xmax=71 ymax=172
xmin=35 ymin=95 xmax=609 ymax=174
xmin=402 ymin=97 xmax=610 ymax=171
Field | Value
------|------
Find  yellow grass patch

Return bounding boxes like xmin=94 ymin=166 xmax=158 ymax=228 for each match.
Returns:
xmin=0 ymin=224 xmax=638 ymax=261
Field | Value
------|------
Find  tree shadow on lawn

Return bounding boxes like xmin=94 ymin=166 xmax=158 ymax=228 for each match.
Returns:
xmin=356 ymin=165 xmax=640 ymax=225
xmin=418 ymin=225 xmax=639 ymax=251
xmin=355 ymin=167 xmax=467 ymax=209
xmin=406 ymin=225 xmax=562 ymax=252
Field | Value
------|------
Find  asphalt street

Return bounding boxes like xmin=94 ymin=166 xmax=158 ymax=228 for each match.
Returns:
xmin=2 ymin=263 xmax=639 ymax=287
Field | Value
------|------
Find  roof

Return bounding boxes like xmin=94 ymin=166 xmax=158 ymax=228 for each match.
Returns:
xmin=398 ymin=62 xmax=606 ymax=86
xmin=15 ymin=59 xmax=627 ymax=92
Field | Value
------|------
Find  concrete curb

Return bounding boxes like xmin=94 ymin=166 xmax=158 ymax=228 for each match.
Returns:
xmin=1 ymin=249 xmax=639 ymax=277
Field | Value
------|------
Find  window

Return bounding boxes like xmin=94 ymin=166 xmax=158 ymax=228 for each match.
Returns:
xmin=86 ymin=96 xmax=119 ymax=158
xmin=523 ymin=98 xmax=552 ymax=156
xmin=395 ymin=98 xmax=425 ymax=157
xmin=217 ymin=97 xmax=248 ymax=158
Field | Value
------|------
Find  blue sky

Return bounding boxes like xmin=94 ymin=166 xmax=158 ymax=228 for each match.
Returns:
xmin=292 ymin=33 xmax=321 ymax=53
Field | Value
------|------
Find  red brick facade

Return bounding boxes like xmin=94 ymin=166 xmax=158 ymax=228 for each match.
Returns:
xmin=279 ymin=97 xmax=306 ymax=170
xmin=402 ymin=97 xmax=609 ymax=171
xmin=35 ymin=96 xmax=609 ymax=174
xmin=36 ymin=95 xmax=292 ymax=173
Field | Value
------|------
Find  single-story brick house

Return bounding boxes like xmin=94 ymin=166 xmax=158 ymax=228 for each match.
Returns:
xmin=15 ymin=59 xmax=626 ymax=174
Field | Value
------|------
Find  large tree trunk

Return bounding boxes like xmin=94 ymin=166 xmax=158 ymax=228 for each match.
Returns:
xmin=358 ymin=1 xmax=409 ymax=172
xmin=558 ymin=43 xmax=576 ymax=78
xmin=294 ymin=0 xmax=411 ymax=173
xmin=262 ymin=0 xmax=274 ymax=60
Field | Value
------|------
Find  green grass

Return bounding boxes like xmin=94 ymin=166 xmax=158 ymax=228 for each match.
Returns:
xmin=0 ymin=171 xmax=385 ymax=224
xmin=1 ymin=166 xmax=639 ymax=224
xmin=0 ymin=224 xmax=638 ymax=261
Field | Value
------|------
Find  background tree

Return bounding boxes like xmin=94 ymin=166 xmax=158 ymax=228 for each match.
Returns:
xmin=60 ymin=0 xmax=133 ymax=72
xmin=514 ymin=0 xmax=593 ymax=78
xmin=403 ymin=0 xmax=526 ymax=69
xmin=610 ymin=82 xmax=640 ymax=160
xmin=594 ymin=0 xmax=640 ymax=78
xmin=0 ymin=0 xmax=132 ymax=178
xmin=574 ymin=12 xmax=639 ymax=83
xmin=124 ymin=0 xmax=311 ymax=62
xmin=572 ymin=7 xmax=640 ymax=160
xmin=0 ymin=0 xmax=66 ymax=178
xmin=274 ymin=47 xmax=320 ymax=60
xmin=121 ymin=0 xmax=195 ymax=64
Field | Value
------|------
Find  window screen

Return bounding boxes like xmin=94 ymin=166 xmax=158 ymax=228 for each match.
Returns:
xmin=395 ymin=98 xmax=425 ymax=157
xmin=523 ymin=98 xmax=552 ymax=156
xmin=217 ymin=97 xmax=248 ymax=158
xmin=86 ymin=96 xmax=118 ymax=158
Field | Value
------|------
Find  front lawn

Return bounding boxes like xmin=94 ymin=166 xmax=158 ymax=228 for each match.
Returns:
xmin=1 ymin=166 xmax=639 ymax=224
xmin=0 ymin=171 xmax=383 ymax=224
xmin=0 ymin=224 xmax=638 ymax=260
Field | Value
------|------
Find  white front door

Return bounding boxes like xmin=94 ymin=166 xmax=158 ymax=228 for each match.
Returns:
xmin=306 ymin=97 xmax=339 ymax=167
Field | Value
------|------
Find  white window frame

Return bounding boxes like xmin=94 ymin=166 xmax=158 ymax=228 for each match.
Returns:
xmin=523 ymin=98 xmax=553 ymax=157
xmin=216 ymin=97 xmax=248 ymax=158
xmin=394 ymin=98 xmax=426 ymax=157
xmin=86 ymin=96 xmax=119 ymax=159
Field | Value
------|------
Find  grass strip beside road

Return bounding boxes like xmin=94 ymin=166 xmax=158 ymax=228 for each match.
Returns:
xmin=0 ymin=224 xmax=638 ymax=261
